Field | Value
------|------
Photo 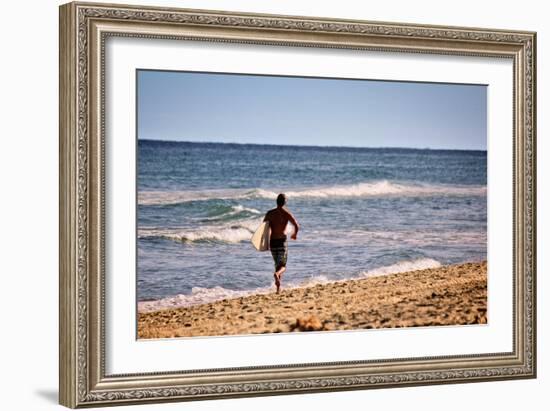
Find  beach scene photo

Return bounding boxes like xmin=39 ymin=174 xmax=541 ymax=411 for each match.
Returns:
xmin=136 ymin=70 xmax=487 ymax=339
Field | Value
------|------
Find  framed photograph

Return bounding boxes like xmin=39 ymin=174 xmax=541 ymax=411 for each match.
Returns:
xmin=59 ymin=1 xmax=537 ymax=408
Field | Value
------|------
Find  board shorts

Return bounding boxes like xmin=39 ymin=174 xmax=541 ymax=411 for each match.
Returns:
xmin=270 ymin=237 xmax=288 ymax=271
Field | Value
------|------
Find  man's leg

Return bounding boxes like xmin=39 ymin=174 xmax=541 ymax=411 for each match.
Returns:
xmin=274 ymin=265 xmax=286 ymax=294
xmin=272 ymin=243 xmax=288 ymax=294
xmin=273 ymin=272 xmax=280 ymax=293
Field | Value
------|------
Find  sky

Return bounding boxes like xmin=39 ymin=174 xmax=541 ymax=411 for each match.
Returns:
xmin=137 ymin=70 xmax=487 ymax=150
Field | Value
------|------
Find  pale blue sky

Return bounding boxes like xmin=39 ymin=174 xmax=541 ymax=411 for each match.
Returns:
xmin=137 ymin=70 xmax=487 ymax=150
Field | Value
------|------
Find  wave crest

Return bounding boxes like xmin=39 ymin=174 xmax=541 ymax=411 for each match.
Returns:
xmin=200 ymin=204 xmax=261 ymax=223
xmin=139 ymin=181 xmax=486 ymax=206
xmin=138 ymin=220 xmax=259 ymax=244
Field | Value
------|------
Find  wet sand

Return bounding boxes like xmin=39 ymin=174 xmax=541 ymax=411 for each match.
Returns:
xmin=138 ymin=261 xmax=487 ymax=339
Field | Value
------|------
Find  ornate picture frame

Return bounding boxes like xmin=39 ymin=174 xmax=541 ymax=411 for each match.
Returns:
xmin=59 ymin=1 xmax=536 ymax=408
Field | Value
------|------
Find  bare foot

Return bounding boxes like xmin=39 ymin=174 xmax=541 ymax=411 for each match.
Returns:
xmin=274 ymin=272 xmax=281 ymax=294
xmin=274 ymin=266 xmax=286 ymax=294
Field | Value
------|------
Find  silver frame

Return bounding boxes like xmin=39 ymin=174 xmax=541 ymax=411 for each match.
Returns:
xmin=59 ymin=2 xmax=536 ymax=408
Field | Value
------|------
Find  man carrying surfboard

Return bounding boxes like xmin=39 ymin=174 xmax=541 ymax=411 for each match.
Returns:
xmin=263 ymin=193 xmax=300 ymax=294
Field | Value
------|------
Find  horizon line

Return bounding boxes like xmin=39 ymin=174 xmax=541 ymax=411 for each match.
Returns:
xmin=137 ymin=138 xmax=487 ymax=152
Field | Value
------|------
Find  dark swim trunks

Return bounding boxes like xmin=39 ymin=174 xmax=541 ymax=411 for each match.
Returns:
xmin=270 ymin=236 xmax=288 ymax=270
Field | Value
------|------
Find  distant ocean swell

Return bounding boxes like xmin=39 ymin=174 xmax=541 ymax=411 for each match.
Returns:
xmin=137 ymin=258 xmax=442 ymax=313
xmin=138 ymin=180 xmax=487 ymax=206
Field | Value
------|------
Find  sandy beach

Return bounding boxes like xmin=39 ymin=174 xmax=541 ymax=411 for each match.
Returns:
xmin=138 ymin=261 xmax=487 ymax=339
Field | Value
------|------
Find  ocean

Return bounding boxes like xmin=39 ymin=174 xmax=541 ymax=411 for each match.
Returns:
xmin=137 ymin=140 xmax=487 ymax=312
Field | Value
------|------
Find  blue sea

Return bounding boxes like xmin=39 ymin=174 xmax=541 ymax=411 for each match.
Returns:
xmin=137 ymin=140 xmax=487 ymax=312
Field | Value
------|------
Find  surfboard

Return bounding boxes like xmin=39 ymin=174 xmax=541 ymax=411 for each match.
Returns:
xmin=251 ymin=221 xmax=270 ymax=251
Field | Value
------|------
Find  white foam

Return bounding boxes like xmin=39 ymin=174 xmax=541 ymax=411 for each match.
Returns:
xmin=138 ymin=258 xmax=445 ymax=312
xmin=285 ymin=181 xmax=484 ymax=199
xmin=361 ymin=258 xmax=442 ymax=278
xmin=200 ymin=204 xmax=261 ymax=222
xmin=138 ymin=219 xmax=260 ymax=244
xmin=138 ymin=181 xmax=486 ymax=206
xmin=293 ymin=274 xmax=331 ymax=287
xmin=138 ymin=285 xmax=273 ymax=313
xmin=138 ymin=188 xmax=275 ymax=206
xmin=232 ymin=205 xmax=261 ymax=214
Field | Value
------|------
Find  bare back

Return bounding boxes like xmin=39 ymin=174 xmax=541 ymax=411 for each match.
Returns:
xmin=264 ymin=207 xmax=298 ymax=240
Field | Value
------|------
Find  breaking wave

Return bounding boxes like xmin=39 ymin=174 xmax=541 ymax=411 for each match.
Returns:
xmin=138 ymin=180 xmax=486 ymax=206
xmin=200 ymin=204 xmax=261 ymax=223
xmin=138 ymin=219 xmax=260 ymax=244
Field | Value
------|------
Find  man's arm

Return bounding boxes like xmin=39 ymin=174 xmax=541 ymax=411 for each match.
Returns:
xmin=286 ymin=210 xmax=300 ymax=240
xmin=263 ymin=211 xmax=271 ymax=249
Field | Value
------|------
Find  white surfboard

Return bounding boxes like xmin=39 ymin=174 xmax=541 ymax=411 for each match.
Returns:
xmin=251 ymin=221 xmax=270 ymax=251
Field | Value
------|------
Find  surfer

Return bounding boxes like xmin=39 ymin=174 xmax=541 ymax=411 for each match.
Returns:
xmin=263 ymin=193 xmax=300 ymax=294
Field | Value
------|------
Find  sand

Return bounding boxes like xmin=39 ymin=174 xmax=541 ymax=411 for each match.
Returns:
xmin=138 ymin=261 xmax=487 ymax=339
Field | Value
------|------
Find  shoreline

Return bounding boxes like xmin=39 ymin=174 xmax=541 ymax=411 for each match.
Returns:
xmin=138 ymin=261 xmax=487 ymax=339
